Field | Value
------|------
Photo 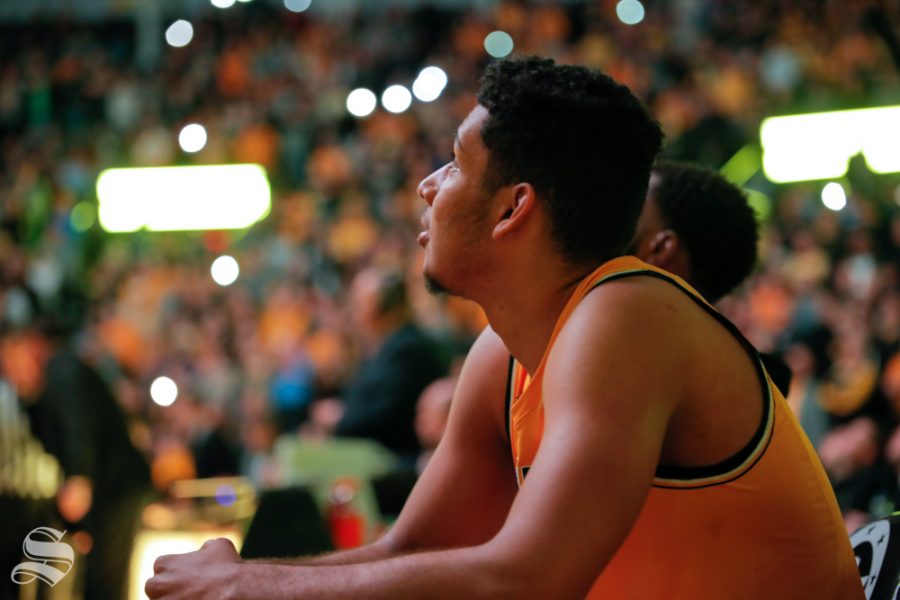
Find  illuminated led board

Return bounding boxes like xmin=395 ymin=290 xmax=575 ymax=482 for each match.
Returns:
xmin=760 ymin=106 xmax=900 ymax=183
xmin=96 ymin=164 xmax=271 ymax=232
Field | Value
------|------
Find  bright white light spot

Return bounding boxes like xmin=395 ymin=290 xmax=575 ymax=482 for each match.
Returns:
xmin=96 ymin=164 xmax=271 ymax=232
xmin=862 ymin=111 xmax=900 ymax=174
xmin=211 ymin=255 xmax=240 ymax=286
xmin=178 ymin=124 xmax=208 ymax=153
xmin=821 ymin=182 xmax=847 ymax=211
xmin=346 ymin=88 xmax=377 ymax=118
xmin=165 ymin=20 xmax=194 ymax=48
xmin=236 ymin=0 xmax=253 ymax=3
xmin=484 ymin=31 xmax=514 ymax=58
xmin=761 ymin=106 xmax=900 ymax=183
xmin=412 ymin=66 xmax=448 ymax=102
xmin=616 ymin=0 xmax=645 ymax=25
xmin=381 ymin=85 xmax=412 ymax=114
xmin=210 ymin=0 xmax=236 ymax=8
xmin=284 ymin=0 xmax=311 ymax=12
xmin=150 ymin=377 xmax=178 ymax=407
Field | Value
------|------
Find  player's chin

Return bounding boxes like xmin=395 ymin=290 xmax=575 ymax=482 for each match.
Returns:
xmin=422 ymin=269 xmax=450 ymax=296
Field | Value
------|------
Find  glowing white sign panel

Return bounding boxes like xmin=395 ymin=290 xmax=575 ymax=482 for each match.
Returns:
xmin=761 ymin=106 xmax=900 ymax=183
xmin=96 ymin=164 xmax=271 ymax=232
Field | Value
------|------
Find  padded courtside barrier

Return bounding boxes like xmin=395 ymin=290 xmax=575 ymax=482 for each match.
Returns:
xmin=851 ymin=513 xmax=900 ymax=599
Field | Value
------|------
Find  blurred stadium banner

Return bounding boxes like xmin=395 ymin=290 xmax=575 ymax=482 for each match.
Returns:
xmin=96 ymin=164 xmax=271 ymax=232
xmin=761 ymin=106 xmax=900 ymax=183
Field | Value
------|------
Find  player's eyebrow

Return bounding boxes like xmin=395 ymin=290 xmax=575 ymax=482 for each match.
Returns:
xmin=453 ymin=132 xmax=464 ymax=157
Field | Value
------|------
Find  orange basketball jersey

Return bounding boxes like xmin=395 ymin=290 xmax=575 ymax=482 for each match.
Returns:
xmin=506 ymin=256 xmax=863 ymax=599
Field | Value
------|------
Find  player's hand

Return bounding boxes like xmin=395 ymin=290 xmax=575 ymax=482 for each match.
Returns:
xmin=145 ymin=537 xmax=240 ymax=599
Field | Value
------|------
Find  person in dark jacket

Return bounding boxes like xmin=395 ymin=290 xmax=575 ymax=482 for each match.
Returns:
xmin=311 ymin=267 xmax=446 ymax=465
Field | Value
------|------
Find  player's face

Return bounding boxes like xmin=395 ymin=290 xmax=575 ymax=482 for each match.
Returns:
xmin=416 ymin=105 xmax=494 ymax=297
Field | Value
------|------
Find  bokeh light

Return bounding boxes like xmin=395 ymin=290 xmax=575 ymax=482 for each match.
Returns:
xmin=616 ymin=0 xmax=646 ymax=25
xmin=484 ymin=31 xmax=514 ymax=58
xmin=211 ymin=255 xmax=240 ymax=286
xmin=821 ymin=182 xmax=847 ymax=211
xmin=210 ymin=0 xmax=237 ymax=8
xmin=381 ymin=85 xmax=412 ymax=114
xmin=150 ymin=377 xmax=178 ymax=407
xmin=412 ymin=66 xmax=448 ymax=102
xmin=178 ymin=124 xmax=207 ymax=153
xmin=70 ymin=201 xmax=96 ymax=232
xmin=215 ymin=484 xmax=238 ymax=506
xmin=284 ymin=0 xmax=312 ymax=13
xmin=346 ymin=88 xmax=377 ymax=117
xmin=165 ymin=20 xmax=194 ymax=48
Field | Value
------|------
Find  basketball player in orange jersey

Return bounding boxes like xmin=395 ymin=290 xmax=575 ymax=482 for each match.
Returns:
xmin=148 ymin=56 xmax=862 ymax=599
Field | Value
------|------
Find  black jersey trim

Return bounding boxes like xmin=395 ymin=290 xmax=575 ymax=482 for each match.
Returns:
xmin=505 ymin=355 xmax=515 ymax=445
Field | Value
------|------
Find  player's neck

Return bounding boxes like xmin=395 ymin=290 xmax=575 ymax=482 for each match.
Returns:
xmin=480 ymin=260 xmax=592 ymax=375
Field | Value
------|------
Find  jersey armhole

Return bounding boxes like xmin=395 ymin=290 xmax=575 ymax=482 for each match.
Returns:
xmin=588 ymin=269 xmax=776 ymax=489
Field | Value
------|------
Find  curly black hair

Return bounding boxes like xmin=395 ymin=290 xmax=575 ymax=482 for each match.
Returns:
xmin=476 ymin=56 xmax=664 ymax=266
xmin=651 ymin=161 xmax=759 ymax=302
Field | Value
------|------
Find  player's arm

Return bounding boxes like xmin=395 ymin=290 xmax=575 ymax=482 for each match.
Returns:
xmin=147 ymin=327 xmax=521 ymax=598
xmin=267 ymin=325 xmax=517 ymax=567
xmin=147 ymin=282 xmax=681 ymax=598
xmin=479 ymin=277 xmax=685 ymax=596
xmin=381 ymin=325 xmax=517 ymax=552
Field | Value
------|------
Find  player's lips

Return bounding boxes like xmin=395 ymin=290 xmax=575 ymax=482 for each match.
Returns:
xmin=418 ymin=213 xmax=431 ymax=247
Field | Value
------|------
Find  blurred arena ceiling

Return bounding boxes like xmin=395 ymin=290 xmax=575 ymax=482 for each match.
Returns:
xmin=0 ymin=0 xmax=591 ymax=22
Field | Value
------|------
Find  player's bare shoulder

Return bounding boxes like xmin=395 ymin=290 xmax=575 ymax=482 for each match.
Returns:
xmin=556 ymin=275 xmax=693 ymax=369
xmin=454 ymin=326 xmax=510 ymax=434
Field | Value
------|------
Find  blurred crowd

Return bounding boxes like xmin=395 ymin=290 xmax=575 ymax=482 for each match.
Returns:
xmin=1 ymin=0 xmax=899 ymax=546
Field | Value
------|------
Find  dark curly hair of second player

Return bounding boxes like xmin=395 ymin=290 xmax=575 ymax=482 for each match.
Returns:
xmin=652 ymin=160 xmax=759 ymax=302
xmin=476 ymin=55 xmax=664 ymax=266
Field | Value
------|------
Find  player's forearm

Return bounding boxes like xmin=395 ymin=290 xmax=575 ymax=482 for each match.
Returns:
xmin=252 ymin=537 xmax=397 ymax=566
xmin=226 ymin=544 xmax=515 ymax=599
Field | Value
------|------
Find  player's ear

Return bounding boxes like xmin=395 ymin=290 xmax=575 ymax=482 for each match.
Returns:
xmin=644 ymin=229 xmax=680 ymax=267
xmin=492 ymin=183 xmax=536 ymax=240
